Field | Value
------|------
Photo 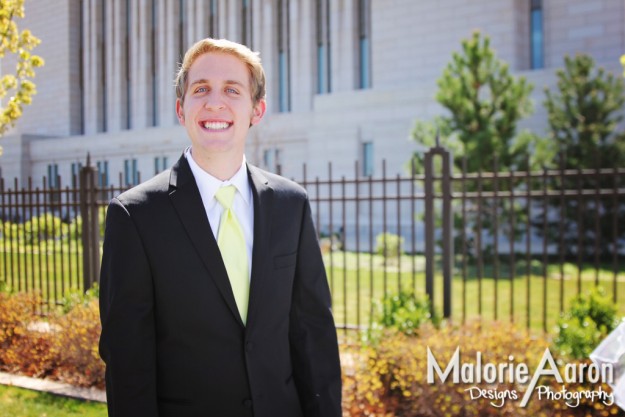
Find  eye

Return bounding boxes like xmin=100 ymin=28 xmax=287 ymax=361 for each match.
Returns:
xmin=194 ymin=86 xmax=208 ymax=93
xmin=225 ymin=87 xmax=239 ymax=94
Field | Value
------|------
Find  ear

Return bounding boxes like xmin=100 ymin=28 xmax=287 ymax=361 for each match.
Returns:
xmin=250 ymin=99 xmax=266 ymax=126
xmin=176 ymin=99 xmax=185 ymax=125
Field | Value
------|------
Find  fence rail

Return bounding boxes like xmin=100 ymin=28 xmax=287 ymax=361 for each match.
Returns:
xmin=1 ymin=149 xmax=624 ymax=331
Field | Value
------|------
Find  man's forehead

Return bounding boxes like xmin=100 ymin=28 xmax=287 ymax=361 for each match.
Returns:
xmin=187 ymin=53 xmax=250 ymax=88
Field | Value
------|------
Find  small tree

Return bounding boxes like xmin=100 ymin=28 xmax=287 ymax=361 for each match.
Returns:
xmin=411 ymin=31 xmax=548 ymax=258
xmin=0 ymin=0 xmax=44 ymax=148
xmin=545 ymin=54 xmax=625 ymax=169
xmin=412 ymin=31 xmax=548 ymax=173
xmin=540 ymin=54 xmax=625 ymax=258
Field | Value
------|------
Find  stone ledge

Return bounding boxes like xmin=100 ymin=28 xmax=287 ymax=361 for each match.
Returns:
xmin=0 ymin=371 xmax=106 ymax=403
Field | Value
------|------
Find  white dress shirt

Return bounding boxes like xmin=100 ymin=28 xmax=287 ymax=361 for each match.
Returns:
xmin=185 ymin=148 xmax=254 ymax=280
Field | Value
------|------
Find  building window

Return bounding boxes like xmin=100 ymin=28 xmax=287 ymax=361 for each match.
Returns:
xmin=79 ymin=0 xmax=85 ymax=134
xmin=154 ymin=156 xmax=169 ymax=175
xmin=71 ymin=162 xmax=84 ymax=187
xmin=71 ymin=162 xmax=83 ymax=177
xmin=101 ymin=0 xmax=108 ymax=132
xmin=316 ymin=0 xmax=331 ymax=94
xmin=530 ymin=0 xmax=544 ymax=69
xmin=362 ymin=142 xmax=374 ymax=176
xmin=263 ymin=148 xmax=281 ymax=173
xmin=124 ymin=158 xmax=139 ymax=186
xmin=47 ymin=164 xmax=59 ymax=189
xmin=96 ymin=160 xmax=109 ymax=187
xmin=178 ymin=0 xmax=185 ymax=60
xmin=357 ymin=0 xmax=371 ymax=89
xmin=125 ymin=0 xmax=131 ymax=129
xmin=151 ymin=0 xmax=158 ymax=127
xmin=278 ymin=0 xmax=291 ymax=112
xmin=241 ymin=0 xmax=253 ymax=47
xmin=209 ymin=0 xmax=218 ymax=37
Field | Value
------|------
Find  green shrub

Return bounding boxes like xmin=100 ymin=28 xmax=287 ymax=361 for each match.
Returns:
xmin=59 ymin=284 xmax=99 ymax=314
xmin=367 ymin=290 xmax=440 ymax=344
xmin=2 ymin=214 xmax=64 ymax=245
xmin=375 ymin=232 xmax=404 ymax=260
xmin=554 ymin=287 xmax=619 ymax=359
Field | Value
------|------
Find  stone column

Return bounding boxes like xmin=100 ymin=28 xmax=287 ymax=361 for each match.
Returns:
xmin=83 ymin=0 xmax=104 ymax=134
xmin=157 ymin=0 xmax=180 ymax=126
xmin=105 ymin=0 xmax=129 ymax=132
xmin=290 ymin=0 xmax=315 ymax=112
xmin=330 ymin=0 xmax=357 ymax=91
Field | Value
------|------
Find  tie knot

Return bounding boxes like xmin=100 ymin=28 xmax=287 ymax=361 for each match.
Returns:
xmin=215 ymin=185 xmax=237 ymax=209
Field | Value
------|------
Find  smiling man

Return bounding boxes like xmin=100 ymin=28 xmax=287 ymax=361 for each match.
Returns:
xmin=98 ymin=38 xmax=342 ymax=417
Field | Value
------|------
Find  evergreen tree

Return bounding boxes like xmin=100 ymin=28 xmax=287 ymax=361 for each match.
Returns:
xmin=411 ymin=31 xmax=548 ymax=258
xmin=540 ymin=54 xmax=625 ymax=259
xmin=545 ymin=54 xmax=625 ymax=169
xmin=412 ymin=31 xmax=548 ymax=173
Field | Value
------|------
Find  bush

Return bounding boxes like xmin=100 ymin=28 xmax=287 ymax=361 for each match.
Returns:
xmin=0 ymin=291 xmax=56 ymax=377
xmin=343 ymin=321 xmax=623 ymax=416
xmin=376 ymin=232 xmax=404 ymax=261
xmin=51 ymin=299 xmax=103 ymax=388
xmin=554 ymin=287 xmax=619 ymax=359
xmin=1 ymin=214 xmax=65 ymax=246
xmin=0 ymin=289 xmax=104 ymax=388
xmin=59 ymin=284 xmax=99 ymax=314
xmin=368 ymin=290 xmax=439 ymax=342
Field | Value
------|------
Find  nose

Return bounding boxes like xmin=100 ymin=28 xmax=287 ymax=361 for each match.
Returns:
xmin=204 ymin=92 xmax=226 ymax=111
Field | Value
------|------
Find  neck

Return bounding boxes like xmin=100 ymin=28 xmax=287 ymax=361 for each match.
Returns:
xmin=191 ymin=149 xmax=244 ymax=181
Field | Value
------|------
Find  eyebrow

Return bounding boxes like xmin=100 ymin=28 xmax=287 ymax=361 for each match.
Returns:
xmin=189 ymin=79 xmax=247 ymax=89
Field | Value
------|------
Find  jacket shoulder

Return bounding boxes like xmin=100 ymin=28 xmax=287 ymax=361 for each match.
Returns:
xmin=250 ymin=165 xmax=307 ymax=199
xmin=113 ymin=170 xmax=171 ymax=208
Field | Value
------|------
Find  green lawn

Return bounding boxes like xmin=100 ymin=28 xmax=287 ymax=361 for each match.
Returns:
xmin=0 ymin=385 xmax=106 ymax=417
xmin=0 ymin=244 xmax=84 ymax=305
xmin=2 ymin=246 xmax=624 ymax=333
xmin=324 ymin=251 xmax=625 ymax=333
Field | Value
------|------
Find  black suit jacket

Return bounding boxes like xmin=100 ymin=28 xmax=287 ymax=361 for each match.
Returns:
xmin=99 ymin=155 xmax=341 ymax=417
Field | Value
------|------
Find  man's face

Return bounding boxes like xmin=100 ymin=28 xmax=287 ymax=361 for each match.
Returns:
xmin=176 ymin=52 xmax=266 ymax=163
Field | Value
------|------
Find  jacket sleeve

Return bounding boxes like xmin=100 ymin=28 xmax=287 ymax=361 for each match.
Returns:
xmin=99 ymin=198 xmax=159 ymax=417
xmin=289 ymin=196 xmax=342 ymax=417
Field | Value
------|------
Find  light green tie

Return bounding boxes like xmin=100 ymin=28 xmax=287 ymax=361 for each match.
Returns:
xmin=215 ymin=185 xmax=249 ymax=325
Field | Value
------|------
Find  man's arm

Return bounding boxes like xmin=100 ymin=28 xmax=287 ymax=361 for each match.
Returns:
xmin=99 ymin=198 xmax=159 ymax=417
xmin=289 ymin=197 xmax=342 ymax=417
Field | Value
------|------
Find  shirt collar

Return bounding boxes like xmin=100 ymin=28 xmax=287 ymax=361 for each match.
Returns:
xmin=185 ymin=147 xmax=251 ymax=207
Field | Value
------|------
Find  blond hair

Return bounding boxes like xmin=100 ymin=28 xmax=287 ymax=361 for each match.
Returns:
xmin=174 ymin=38 xmax=266 ymax=106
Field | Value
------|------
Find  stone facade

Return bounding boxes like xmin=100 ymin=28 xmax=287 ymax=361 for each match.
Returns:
xmin=1 ymin=0 xmax=624 ymax=184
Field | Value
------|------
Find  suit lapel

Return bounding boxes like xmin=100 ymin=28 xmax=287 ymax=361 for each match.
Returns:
xmin=246 ymin=164 xmax=273 ymax=328
xmin=168 ymin=155 xmax=243 ymax=326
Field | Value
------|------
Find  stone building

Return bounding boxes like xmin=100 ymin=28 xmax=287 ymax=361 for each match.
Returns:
xmin=1 ymin=0 xmax=624 ymax=187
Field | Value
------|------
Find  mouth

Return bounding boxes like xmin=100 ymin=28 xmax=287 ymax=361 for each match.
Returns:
xmin=200 ymin=120 xmax=233 ymax=131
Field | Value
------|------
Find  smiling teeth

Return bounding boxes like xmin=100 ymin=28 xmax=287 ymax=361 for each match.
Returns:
xmin=203 ymin=121 xmax=230 ymax=130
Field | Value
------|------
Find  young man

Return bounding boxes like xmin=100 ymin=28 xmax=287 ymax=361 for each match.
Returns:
xmin=99 ymin=38 xmax=342 ymax=417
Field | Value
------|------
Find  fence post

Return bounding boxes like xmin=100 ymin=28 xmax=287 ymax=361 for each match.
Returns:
xmin=424 ymin=144 xmax=453 ymax=318
xmin=79 ymin=154 xmax=100 ymax=291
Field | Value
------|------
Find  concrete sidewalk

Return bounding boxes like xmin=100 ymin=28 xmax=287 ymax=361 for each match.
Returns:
xmin=0 ymin=371 xmax=106 ymax=403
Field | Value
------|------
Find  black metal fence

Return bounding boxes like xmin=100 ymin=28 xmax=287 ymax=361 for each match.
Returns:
xmin=1 ymin=148 xmax=624 ymax=331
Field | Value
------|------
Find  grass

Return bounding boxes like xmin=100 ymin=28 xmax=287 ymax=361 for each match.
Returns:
xmin=324 ymin=251 xmax=625 ymax=333
xmin=2 ymin=246 xmax=624 ymax=333
xmin=0 ymin=244 xmax=84 ymax=305
xmin=0 ymin=385 xmax=106 ymax=417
